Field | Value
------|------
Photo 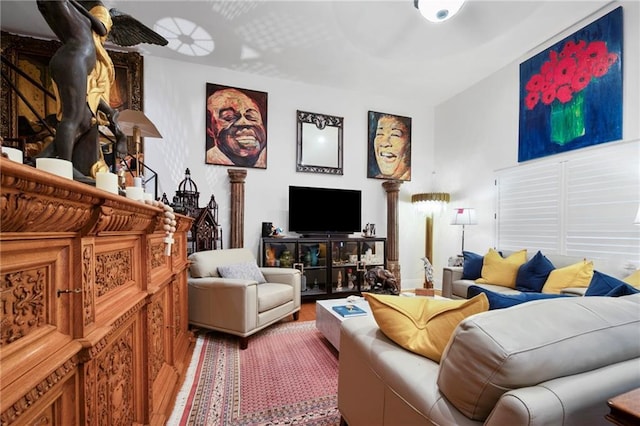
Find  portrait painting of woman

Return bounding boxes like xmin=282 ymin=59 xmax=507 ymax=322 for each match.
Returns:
xmin=367 ymin=111 xmax=411 ymax=181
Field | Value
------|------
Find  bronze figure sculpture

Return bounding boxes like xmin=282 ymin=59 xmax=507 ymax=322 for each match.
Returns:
xmin=364 ymin=267 xmax=400 ymax=295
xmin=36 ymin=0 xmax=167 ymax=181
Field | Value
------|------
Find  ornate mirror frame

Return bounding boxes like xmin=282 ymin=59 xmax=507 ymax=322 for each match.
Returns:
xmin=296 ymin=110 xmax=343 ymax=175
xmin=0 ymin=31 xmax=143 ymax=156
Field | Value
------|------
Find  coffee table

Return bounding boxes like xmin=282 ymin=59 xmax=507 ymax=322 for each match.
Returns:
xmin=316 ymin=293 xmax=449 ymax=350
xmin=316 ymin=297 xmax=371 ymax=351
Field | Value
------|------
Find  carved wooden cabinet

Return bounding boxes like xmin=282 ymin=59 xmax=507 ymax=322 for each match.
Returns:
xmin=0 ymin=158 xmax=194 ymax=425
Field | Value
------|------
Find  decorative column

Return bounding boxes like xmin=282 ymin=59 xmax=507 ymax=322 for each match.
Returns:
xmin=228 ymin=169 xmax=247 ymax=248
xmin=382 ymin=180 xmax=402 ymax=291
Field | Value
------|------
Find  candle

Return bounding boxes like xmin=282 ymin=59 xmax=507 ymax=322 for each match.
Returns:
xmin=133 ymin=177 xmax=143 ymax=188
xmin=96 ymin=172 xmax=119 ymax=194
xmin=36 ymin=158 xmax=73 ymax=179
xmin=125 ymin=186 xmax=144 ymax=201
xmin=1 ymin=147 xmax=23 ymax=163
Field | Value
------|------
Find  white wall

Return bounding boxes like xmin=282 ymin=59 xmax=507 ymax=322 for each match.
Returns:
xmin=143 ymin=1 xmax=639 ymax=290
xmin=143 ymin=57 xmax=436 ymax=289
xmin=433 ymin=1 xmax=640 ymax=284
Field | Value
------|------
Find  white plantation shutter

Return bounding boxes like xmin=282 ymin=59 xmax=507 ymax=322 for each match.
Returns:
xmin=496 ymin=161 xmax=562 ymax=252
xmin=496 ymin=140 xmax=640 ymax=261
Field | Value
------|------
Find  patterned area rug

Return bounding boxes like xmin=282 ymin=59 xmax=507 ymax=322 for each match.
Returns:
xmin=168 ymin=321 xmax=340 ymax=425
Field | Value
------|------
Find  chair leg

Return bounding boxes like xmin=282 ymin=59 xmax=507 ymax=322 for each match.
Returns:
xmin=293 ymin=311 xmax=300 ymax=321
xmin=239 ymin=336 xmax=249 ymax=350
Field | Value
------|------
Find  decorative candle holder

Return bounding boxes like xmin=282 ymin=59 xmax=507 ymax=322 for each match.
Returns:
xmin=36 ymin=158 xmax=73 ymax=180
xmin=2 ymin=147 xmax=23 ymax=163
xmin=95 ymin=172 xmax=119 ymax=194
xmin=126 ymin=186 xmax=144 ymax=201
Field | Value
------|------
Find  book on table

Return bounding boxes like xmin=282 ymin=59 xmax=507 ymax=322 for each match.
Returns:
xmin=332 ymin=304 xmax=367 ymax=317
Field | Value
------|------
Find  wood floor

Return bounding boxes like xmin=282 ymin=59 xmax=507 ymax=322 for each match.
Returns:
xmin=298 ymin=302 xmax=317 ymax=321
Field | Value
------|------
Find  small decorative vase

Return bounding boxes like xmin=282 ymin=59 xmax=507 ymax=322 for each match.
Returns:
xmin=265 ymin=247 xmax=276 ymax=267
xmin=310 ymin=248 xmax=319 ymax=266
xmin=303 ymin=251 xmax=311 ymax=267
xmin=280 ymin=250 xmax=292 ymax=268
xmin=550 ymin=91 xmax=585 ymax=145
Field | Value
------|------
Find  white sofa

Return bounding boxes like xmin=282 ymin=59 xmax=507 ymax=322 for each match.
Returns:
xmin=442 ymin=252 xmax=631 ymax=299
xmin=338 ymin=293 xmax=640 ymax=425
xmin=187 ymin=248 xmax=301 ymax=348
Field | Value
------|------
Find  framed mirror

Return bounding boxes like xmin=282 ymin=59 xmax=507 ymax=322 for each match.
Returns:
xmin=296 ymin=110 xmax=343 ymax=175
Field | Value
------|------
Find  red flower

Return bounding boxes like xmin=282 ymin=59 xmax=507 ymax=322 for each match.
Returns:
xmin=554 ymin=57 xmax=577 ymax=86
xmin=541 ymin=59 xmax=556 ymax=76
xmin=556 ymin=85 xmax=574 ymax=103
xmin=525 ymin=74 xmax=545 ymax=92
xmin=586 ymin=41 xmax=608 ymax=62
xmin=571 ymin=69 xmax=591 ymax=92
xmin=560 ymin=40 xmax=586 ymax=58
xmin=592 ymin=59 xmax=610 ymax=78
xmin=541 ymin=87 xmax=557 ymax=105
xmin=524 ymin=39 xmax=618 ymax=110
xmin=525 ymin=91 xmax=540 ymax=110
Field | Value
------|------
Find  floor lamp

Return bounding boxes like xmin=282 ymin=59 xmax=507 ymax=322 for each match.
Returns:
xmin=451 ymin=208 xmax=477 ymax=254
xmin=412 ymin=192 xmax=450 ymax=290
xmin=117 ymin=109 xmax=162 ymax=182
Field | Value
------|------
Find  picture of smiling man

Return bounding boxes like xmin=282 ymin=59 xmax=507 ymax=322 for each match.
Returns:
xmin=367 ymin=111 xmax=411 ymax=181
xmin=206 ymin=83 xmax=268 ymax=168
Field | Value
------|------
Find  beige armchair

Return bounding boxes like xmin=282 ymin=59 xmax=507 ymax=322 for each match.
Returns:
xmin=187 ymin=248 xmax=301 ymax=349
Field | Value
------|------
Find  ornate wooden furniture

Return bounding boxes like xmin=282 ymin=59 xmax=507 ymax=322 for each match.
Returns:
xmin=163 ymin=168 xmax=223 ymax=255
xmin=0 ymin=158 xmax=193 ymax=425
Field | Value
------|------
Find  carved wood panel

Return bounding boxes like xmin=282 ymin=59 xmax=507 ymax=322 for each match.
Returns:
xmin=95 ymin=326 xmax=135 ymax=426
xmin=1 ymin=163 xmax=194 ymax=426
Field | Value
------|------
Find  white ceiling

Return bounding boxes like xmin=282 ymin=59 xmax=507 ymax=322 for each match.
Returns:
xmin=1 ymin=0 xmax=610 ymax=105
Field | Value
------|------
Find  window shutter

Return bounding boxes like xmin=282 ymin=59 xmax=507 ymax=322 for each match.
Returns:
xmin=496 ymin=141 xmax=640 ymax=261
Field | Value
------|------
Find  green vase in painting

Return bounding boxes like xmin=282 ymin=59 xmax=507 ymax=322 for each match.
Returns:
xmin=550 ymin=91 xmax=585 ymax=146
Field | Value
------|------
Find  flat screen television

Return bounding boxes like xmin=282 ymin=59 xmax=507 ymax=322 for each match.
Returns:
xmin=288 ymin=186 xmax=362 ymax=236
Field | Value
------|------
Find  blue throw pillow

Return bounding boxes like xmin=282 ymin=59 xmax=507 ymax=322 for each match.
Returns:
xmin=467 ymin=285 xmax=569 ymax=310
xmin=605 ymin=283 xmax=640 ymax=297
xmin=461 ymin=251 xmax=484 ymax=280
xmin=585 ymin=271 xmax=630 ymax=296
xmin=515 ymin=251 xmax=555 ymax=292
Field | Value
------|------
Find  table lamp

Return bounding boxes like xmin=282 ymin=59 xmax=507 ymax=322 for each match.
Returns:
xmin=117 ymin=109 xmax=162 ymax=178
xmin=451 ymin=207 xmax=477 ymax=254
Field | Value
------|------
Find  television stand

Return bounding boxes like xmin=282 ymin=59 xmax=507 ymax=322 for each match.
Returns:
xmin=302 ymin=233 xmax=351 ymax=239
xmin=260 ymin=236 xmax=386 ymax=301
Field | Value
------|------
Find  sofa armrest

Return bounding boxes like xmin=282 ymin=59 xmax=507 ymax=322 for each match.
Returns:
xmin=485 ymin=358 xmax=640 ymax=426
xmin=442 ymin=267 xmax=463 ymax=299
xmin=261 ymin=267 xmax=301 ymax=287
xmin=188 ymin=276 xmax=258 ymax=289
xmin=187 ymin=277 xmax=259 ymax=333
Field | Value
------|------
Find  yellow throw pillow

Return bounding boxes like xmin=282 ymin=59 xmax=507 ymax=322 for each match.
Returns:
xmin=475 ymin=249 xmax=527 ymax=288
xmin=622 ymin=269 xmax=640 ymax=288
xmin=542 ymin=260 xmax=594 ymax=294
xmin=363 ymin=293 xmax=488 ymax=363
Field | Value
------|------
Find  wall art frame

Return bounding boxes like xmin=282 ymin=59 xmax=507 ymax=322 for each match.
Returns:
xmin=367 ymin=110 xmax=412 ymax=181
xmin=296 ymin=110 xmax=343 ymax=175
xmin=205 ymin=83 xmax=268 ymax=169
xmin=0 ymin=31 xmax=144 ymax=158
xmin=518 ymin=6 xmax=623 ymax=162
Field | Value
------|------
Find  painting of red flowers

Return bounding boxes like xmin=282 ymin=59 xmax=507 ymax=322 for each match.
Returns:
xmin=519 ymin=6 xmax=622 ymax=162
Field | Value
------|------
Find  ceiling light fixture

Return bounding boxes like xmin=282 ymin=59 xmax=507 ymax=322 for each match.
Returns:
xmin=414 ymin=0 xmax=466 ymax=23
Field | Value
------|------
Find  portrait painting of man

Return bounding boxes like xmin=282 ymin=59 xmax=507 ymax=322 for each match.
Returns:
xmin=205 ymin=83 xmax=268 ymax=168
xmin=367 ymin=111 xmax=411 ymax=181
